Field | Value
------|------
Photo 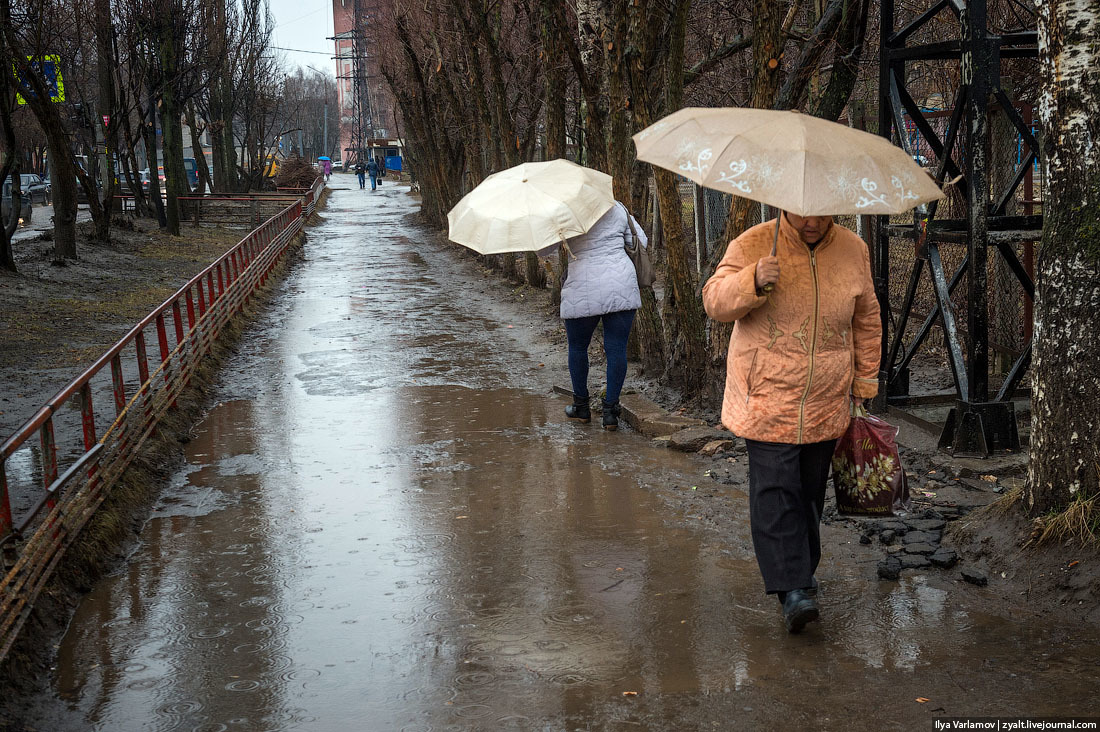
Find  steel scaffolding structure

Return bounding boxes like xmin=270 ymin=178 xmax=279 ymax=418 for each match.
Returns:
xmin=875 ymin=0 xmax=1040 ymax=455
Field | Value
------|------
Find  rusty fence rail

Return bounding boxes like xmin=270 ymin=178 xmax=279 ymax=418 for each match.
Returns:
xmin=0 ymin=178 xmax=323 ymax=663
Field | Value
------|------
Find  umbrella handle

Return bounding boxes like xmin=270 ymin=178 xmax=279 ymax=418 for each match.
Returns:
xmin=560 ymin=237 xmax=577 ymax=261
xmin=762 ymin=216 xmax=779 ymax=293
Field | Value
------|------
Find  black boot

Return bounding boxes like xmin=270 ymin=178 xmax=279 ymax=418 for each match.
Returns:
xmin=565 ymin=396 xmax=591 ymax=423
xmin=781 ymin=589 xmax=820 ymax=633
xmin=602 ymin=402 xmax=622 ymax=431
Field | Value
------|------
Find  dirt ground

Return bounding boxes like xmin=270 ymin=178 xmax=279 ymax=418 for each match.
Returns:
xmin=0 ymin=217 xmax=245 ymax=439
xmin=0 ymin=193 xmax=1097 ymax=727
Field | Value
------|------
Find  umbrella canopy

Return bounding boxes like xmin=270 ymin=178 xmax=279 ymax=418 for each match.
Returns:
xmin=447 ymin=159 xmax=616 ymax=256
xmin=318 ymin=156 xmax=331 ymax=161
xmin=633 ymin=107 xmax=943 ymax=216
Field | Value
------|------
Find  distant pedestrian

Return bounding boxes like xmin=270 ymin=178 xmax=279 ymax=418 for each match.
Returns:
xmin=367 ymin=158 xmax=380 ymax=191
xmin=322 ymin=159 xmax=332 ymax=180
xmin=559 ymin=202 xmax=646 ymax=431
xmin=355 ymin=161 xmax=366 ymax=189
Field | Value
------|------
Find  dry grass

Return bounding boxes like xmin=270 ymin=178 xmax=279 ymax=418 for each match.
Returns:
xmin=1025 ymin=490 xmax=1100 ymax=549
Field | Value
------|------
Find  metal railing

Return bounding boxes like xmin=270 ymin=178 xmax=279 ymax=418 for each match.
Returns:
xmin=0 ymin=178 xmax=323 ymax=662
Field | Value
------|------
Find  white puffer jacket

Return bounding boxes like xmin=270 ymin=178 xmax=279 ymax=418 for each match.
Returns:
xmin=559 ymin=203 xmax=647 ymax=320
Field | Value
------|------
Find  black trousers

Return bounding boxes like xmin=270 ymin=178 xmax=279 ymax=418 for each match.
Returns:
xmin=745 ymin=438 xmax=837 ymax=595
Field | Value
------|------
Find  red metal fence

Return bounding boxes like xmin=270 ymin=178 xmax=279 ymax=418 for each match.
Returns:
xmin=0 ymin=178 xmax=323 ymax=662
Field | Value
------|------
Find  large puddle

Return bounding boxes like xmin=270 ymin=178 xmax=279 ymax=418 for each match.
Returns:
xmin=21 ymin=179 xmax=1100 ymax=730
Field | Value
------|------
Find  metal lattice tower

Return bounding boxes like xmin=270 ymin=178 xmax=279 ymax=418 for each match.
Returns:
xmin=332 ymin=0 xmax=374 ymax=166
xmin=876 ymin=0 xmax=1040 ymax=455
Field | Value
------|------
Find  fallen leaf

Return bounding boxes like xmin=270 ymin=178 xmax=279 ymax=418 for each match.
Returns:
xmin=916 ymin=698 xmax=930 ymax=703
xmin=1068 ymin=560 xmax=1080 ymax=568
xmin=622 ymin=691 xmax=638 ymax=696
xmin=980 ymin=475 xmax=998 ymax=482
xmin=616 ymin=567 xmax=624 ymax=571
xmin=456 ymin=515 xmax=468 ymax=519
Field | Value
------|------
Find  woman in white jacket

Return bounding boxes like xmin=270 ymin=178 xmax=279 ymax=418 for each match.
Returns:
xmin=559 ymin=202 xmax=647 ymax=430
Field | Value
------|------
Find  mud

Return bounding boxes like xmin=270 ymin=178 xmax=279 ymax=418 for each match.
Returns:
xmin=4 ymin=178 xmax=1100 ymax=730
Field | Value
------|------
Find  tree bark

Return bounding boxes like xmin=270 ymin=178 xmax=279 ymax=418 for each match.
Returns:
xmin=93 ymin=0 xmax=117 ymax=242
xmin=0 ymin=111 xmax=17 ymax=272
xmin=704 ymin=0 xmax=786 ymax=399
xmin=652 ymin=0 xmax=707 ymax=393
xmin=1026 ymin=0 xmax=1100 ymax=514
xmin=811 ymin=0 xmax=870 ymax=122
xmin=1 ymin=0 xmax=78 ymax=259
xmin=622 ymin=0 xmax=668 ymax=375
xmin=186 ymin=103 xmax=212 ymax=194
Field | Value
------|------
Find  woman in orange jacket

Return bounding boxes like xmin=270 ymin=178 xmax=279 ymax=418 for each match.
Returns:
xmin=702 ymin=212 xmax=881 ymax=633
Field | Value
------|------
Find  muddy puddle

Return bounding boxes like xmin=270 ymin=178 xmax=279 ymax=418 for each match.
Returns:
xmin=17 ymin=179 xmax=1100 ymax=731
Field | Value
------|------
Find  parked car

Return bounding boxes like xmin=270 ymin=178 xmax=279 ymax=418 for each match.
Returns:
xmin=72 ymin=171 xmax=104 ymax=204
xmin=139 ymin=167 xmax=166 ymax=192
xmin=2 ymin=179 xmax=32 ymax=224
xmin=183 ymin=157 xmax=198 ymax=190
xmin=20 ymin=173 xmax=51 ymax=205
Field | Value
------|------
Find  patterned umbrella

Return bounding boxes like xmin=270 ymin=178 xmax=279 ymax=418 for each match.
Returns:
xmin=633 ymin=107 xmax=943 ymax=217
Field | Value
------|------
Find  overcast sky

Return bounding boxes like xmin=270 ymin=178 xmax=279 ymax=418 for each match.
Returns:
xmin=267 ymin=0 xmax=337 ymax=76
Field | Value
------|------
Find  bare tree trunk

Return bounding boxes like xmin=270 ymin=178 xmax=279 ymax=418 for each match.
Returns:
xmin=186 ymin=103 xmax=212 ymax=194
xmin=704 ymin=0 xmax=785 ymax=398
xmin=0 ymin=29 xmax=19 ymax=272
xmin=621 ymin=0 xmax=667 ymax=375
xmin=811 ymin=0 xmax=870 ymax=121
xmin=1 ymin=0 xmax=79 ymax=260
xmin=93 ymin=0 xmax=117 ymax=242
xmin=1025 ymin=0 xmax=1100 ymax=514
xmin=652 ymin=0 xmax=707 ymax=393
xmin=145 ymin=76 xmax=167 ymax=228
xmin=542 ymin=0 xmax=569 ymax=304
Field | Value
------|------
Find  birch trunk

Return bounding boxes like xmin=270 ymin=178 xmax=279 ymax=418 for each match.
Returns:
xmin=1026 ymin=0 xmax=1100 ymax=513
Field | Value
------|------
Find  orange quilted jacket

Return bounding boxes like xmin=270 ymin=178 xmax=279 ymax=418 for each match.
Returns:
xmin=702 ymin=216 xmax=881 ymax=444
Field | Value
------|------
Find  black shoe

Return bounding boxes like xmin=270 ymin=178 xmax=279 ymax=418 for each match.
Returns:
xmin=781 ymin=589 xmax=820 ymax=634
xmin=602 ymin=402 xmax=622 ymax=431
xmin=565 ymin=396 xmax=591 ymax=423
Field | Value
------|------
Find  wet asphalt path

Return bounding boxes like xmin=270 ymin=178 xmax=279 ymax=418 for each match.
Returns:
xmin=17 ymin=177 xmax=1100 ymax=731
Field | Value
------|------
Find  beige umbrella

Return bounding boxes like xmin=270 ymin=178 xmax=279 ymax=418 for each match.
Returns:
xmin=447 ymin=159 xmax=616 ymax=257
xmin=633 ymin=107 xmax=943 ymax=216
xmin=633 ymin=108 xmax=945 ymax=282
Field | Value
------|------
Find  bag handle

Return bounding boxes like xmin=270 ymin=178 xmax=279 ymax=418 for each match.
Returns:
xmin=621 ymin=203 xmax=641 ymax=253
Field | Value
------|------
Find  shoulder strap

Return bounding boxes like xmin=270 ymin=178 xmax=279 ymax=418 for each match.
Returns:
xmin=620 ymin=203 xmax=640 ymax=250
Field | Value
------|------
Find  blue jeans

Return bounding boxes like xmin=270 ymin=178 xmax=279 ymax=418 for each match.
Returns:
xmin=357 ymin=172 xmax=366 ymax=188
xmin=369 ymin=175 xmax=377 ymax=191
xmin=564 ymin=310 xmax=636 ymax=405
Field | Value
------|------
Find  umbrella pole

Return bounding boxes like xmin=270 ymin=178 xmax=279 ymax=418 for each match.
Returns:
xmin=762 ymin=215 xmax=780 ymax=293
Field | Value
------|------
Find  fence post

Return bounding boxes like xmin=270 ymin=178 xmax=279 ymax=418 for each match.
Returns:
xmin=0 ymin=463 xmax=12 ymax=546
xmin=111 ymin=354 xmax=127 ymax=416
xmin=39 ymin=419 xmax=58 ymax=510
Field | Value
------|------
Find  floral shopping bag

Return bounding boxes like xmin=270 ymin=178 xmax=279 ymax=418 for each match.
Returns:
xmin=832 ymin=405 xmax=910 ymax=516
